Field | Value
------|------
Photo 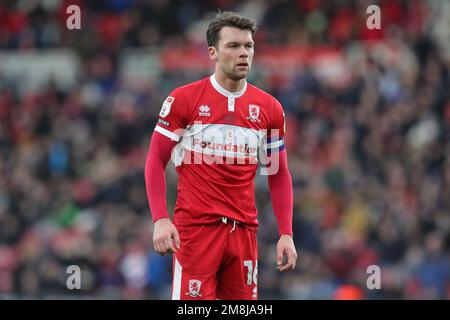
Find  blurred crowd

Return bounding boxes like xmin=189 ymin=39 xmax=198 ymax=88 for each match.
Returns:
xmin=0 ymin=0 xmax=449 ymax=299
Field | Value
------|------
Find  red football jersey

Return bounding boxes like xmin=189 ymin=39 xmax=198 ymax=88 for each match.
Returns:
xmin=154 ymin=75 xmax=286 ymax=230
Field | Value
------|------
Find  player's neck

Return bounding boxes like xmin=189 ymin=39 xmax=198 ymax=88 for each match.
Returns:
xmin=213 ymin=72 xmax=246 ymax=93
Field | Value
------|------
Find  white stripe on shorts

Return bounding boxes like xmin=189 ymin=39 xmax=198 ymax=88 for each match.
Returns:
xmin=172 ymin=257 xmax=182 ymax=300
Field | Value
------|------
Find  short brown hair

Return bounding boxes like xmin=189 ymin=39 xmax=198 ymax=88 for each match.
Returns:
xmin=206 ymin=11 xmax=257 ymax=47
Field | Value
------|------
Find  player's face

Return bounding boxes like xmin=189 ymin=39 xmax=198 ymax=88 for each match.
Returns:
xmin=209 ymin=26 xmax=254 ymax=81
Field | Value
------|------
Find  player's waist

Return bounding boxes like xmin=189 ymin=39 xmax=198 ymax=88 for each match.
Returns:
xmin=173 ymin=211 xmax=258 ymax=231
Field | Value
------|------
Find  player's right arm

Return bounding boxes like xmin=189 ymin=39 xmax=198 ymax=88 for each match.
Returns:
xmin=145 ymin=89 xmax=187 ymax=255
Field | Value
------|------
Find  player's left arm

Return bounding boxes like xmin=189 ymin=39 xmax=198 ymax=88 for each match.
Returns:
xmin=267 ymin=98 xmax=298 ymax=272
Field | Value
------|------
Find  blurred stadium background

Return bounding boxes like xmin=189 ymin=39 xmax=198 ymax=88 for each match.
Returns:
xmin=0 ymin=0 xmax=449 ymax=299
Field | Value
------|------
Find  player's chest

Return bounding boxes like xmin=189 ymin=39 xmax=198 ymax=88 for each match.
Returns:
xmin=187 ymin=97 xmax=269 ymax=130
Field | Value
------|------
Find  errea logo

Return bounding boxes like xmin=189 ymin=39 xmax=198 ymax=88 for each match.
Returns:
xmin=198 ymin=105 xmax=211 ymax=116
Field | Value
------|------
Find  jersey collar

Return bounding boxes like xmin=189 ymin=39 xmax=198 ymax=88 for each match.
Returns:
xmin=210 ymin=74 xmax=247 ymax=98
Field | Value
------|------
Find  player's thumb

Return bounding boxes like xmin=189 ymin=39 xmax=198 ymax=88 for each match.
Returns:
xmin=172 ymin=229 xmax=180 ymax=250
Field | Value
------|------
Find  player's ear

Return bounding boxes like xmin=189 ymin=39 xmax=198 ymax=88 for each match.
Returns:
xmin=208 ymin=46 xmax=218 ymax=62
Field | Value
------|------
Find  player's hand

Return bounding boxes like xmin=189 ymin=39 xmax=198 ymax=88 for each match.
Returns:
xmin=276 ymin=234 xmax=297 ymax=272
xmin=153 ymin=218 xmax=180 ymax=256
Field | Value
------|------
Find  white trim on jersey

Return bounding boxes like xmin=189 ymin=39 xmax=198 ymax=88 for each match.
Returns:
xmin=154 ymin=125 xmax=180 ymax=142
xmin=210 ymin=74 xmax=247 ymax=98
xmin=172 ymin=258 xmax=182 ymax=300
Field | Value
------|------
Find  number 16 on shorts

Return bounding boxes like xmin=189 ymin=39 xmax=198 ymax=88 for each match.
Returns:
xmin=244 ymin=260 xmax=258 ymax=285
xmin=244 ymin=260 xmax=258 ymax=298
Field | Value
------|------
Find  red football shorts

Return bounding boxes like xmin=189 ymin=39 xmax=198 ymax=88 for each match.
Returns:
xmin=171 ymin=217 xmax=258 ymax=300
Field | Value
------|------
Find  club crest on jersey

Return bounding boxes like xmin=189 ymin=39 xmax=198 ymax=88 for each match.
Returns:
xmin=159 ymin=96 xmax=174 ymax=118
xmin=198 ymin=105 xmax=211 ymax=116
xmin=246 ymin=104 xmax=261 ymax=122
xmin=186 ymin=279 xmax=202 ymax=297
